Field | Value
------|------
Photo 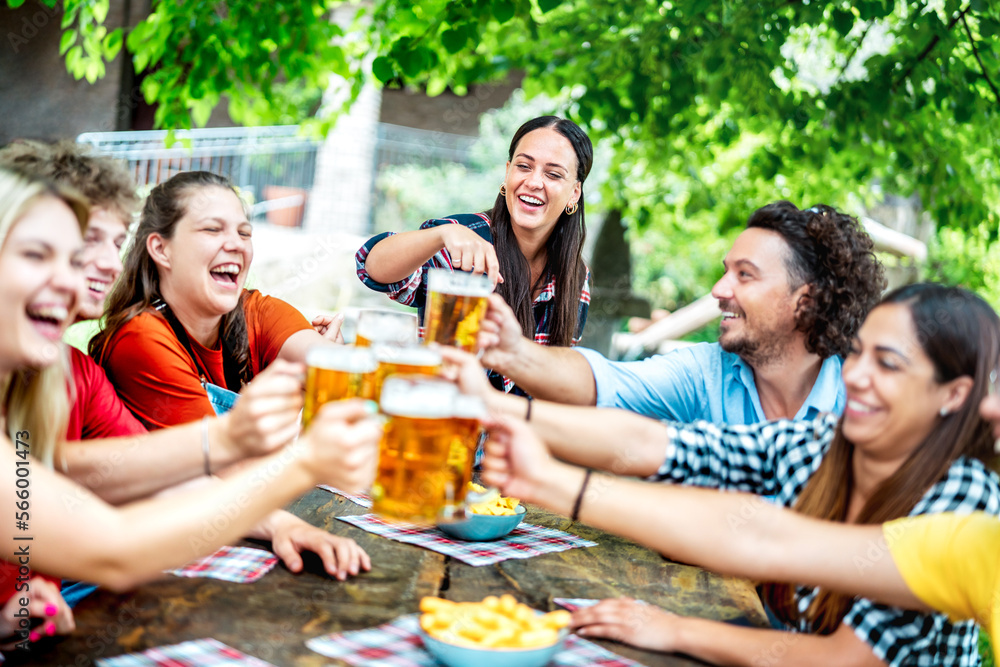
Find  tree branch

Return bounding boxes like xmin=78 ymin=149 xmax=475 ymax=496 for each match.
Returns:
xmin=960 ymin=11 xmax=1000 ymax=106
xmin=837 ymin=21 xmax=871 ymax=85
xmin=893 ymin=4 xmax=971 ymax=93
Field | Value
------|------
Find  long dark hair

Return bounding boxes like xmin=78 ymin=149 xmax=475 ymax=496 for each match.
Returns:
xmin=91 ymin=171 xmax=252 ymax=384
xmin=488 ymin=116 xmax=593 ymax=346
xmin=763 ymin=283 xmax=1000 ymax=633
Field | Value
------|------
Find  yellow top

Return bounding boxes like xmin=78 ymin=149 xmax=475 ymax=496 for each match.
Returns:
xmin=885 ymin=512 xmax=1000 ymax=648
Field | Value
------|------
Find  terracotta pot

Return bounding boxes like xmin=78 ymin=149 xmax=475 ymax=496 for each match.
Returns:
xmin=262 ymin=185 xmax=308 ymax=228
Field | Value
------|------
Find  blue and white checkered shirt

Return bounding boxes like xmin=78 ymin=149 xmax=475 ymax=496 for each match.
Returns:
xmin=654 ymin=413 xmax=1000 ymax=666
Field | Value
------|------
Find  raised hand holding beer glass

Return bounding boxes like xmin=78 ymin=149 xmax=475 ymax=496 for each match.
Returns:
xmin=423 ymin=268 xmax=492 ymax=353
xmin=303 ymin=346 xmax=378 ymax=427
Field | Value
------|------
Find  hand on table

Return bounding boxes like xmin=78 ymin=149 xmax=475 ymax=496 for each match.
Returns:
xmin=438 ymin=225 xmax=503 ymax=288
xmin=312 ymin=313 xmax=346 ymax=344
xmin=225 ymin=360 xmax=305 ymax=458
xmin=0 ymin=577 xmax=74 ymax=649
xmin=571 ymin=597 xmax=679 ymax=653
xmin=268 ymin=513 xmax=371 ymax=581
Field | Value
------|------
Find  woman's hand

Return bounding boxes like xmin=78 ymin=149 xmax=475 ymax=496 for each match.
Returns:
xmin=0 ymin=578 xmax=74 ymax=649
xmin=224 ymin=360 xmax=305 ymax=459
xmin=571 ymin=598 xmax=680 ymax=653
xmin=266 ymin=513 xmax=371 ymax=581
xmin=438 ymin=225 xmax=503 ymax=287
xmin=301 ymin=399 xmax=382 ymax=492
xmin=312 ymin=313 xmax=346 ymax=344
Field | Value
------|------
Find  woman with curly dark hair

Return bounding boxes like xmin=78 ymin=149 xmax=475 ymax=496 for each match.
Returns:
xmin=475 ymin=200 xmax=886 ymax=424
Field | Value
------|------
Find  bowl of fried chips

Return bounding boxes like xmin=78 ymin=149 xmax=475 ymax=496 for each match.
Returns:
xmin=437 ymin=484 xmax=525 ymax=541
xmin=419 ymin=595 xmax=570 ymax=667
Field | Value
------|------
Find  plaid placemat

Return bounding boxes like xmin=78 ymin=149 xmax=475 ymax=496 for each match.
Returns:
xmin=307 ymin=613 xmax=641 ymax=666
xmin=96 ymin=638 xmax=276 ymax=666
xmin=317 ymin=484 xmax=373 ymax=509
xmin=166 ymin=546 xmax=278 ymax=583
xmin=336 ymin=514 xmax=597 ymax=566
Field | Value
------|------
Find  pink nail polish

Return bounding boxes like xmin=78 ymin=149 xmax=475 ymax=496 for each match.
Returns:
xmin=45 ymin=604 xmax=58 ymax=616
xmin=44 ymin=622 xmax=56 ymax=636
xmin=29 ymin=631 xmax=40 ymax=642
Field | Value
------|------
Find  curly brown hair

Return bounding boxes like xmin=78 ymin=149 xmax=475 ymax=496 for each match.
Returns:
xmin=747 ymin=201 xmax=886 ymax=359
xmin=0 ymin=139 xmax=139 ymax=221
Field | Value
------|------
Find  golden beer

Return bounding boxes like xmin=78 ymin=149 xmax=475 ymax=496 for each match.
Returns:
xmin=303 ymin=346 xmax=378 ymax=427
xmin=373 ymin=345 xmax=442 ymax=400
xmin=372 ymin=376 xmax=460 ymax=523
xmin=423 ymin=269 xmax=492 ymax=352
xmin=355 ymin=309 xmax=418 ymax=347
xmin=447 ymin=394 xmax=486 ymax=500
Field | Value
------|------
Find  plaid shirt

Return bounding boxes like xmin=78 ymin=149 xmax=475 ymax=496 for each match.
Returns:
xmin=356 ymin=213 xmax=591 ymax=394
xmin=655 ymin=413 xmax=1000 ymax=666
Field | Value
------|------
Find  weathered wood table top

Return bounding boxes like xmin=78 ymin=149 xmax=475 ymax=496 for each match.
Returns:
xmin=30 ymin=488 xmax=767 ymax=666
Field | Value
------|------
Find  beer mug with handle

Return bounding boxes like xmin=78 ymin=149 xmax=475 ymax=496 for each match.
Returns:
xmin=372 ymin=376 xmax=495 ymax=524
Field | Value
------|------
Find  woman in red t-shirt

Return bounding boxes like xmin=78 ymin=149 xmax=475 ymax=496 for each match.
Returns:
xmin=0 ymin=168 xmax=380 ymax=657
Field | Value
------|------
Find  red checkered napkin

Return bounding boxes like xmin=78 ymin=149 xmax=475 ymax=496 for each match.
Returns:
xmin=166 ymin=546 xmax=278 ymax=583
xmin=336 ymin=514 xmax=597 ymax=566
xmin=317 ymin=484 xmax=373 ymax=508
xmin=96 ymin=638 xmax=276 ymax=666
xmin=307 ymin=613 xmax=642 ymax=666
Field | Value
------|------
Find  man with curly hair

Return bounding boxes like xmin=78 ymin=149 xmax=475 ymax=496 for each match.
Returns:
xmin=478 ymin=201 xmax=886 ymax=423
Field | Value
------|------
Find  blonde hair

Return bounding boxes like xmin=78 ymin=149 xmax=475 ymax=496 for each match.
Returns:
xmin=0 ymin=168 xmax=88 ymax=468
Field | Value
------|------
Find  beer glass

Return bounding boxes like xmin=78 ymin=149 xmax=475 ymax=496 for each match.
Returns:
xmin=447 ymin=394 xmax=487 ymax=501
xmin=373 ymin=376 xmax=460 ymax=523
xmin=373 ymin=345 xmax=442 ymax=400
xmin=303 ymin=346 xmax=378 ymax=427
xmin=423 ymin=269 xmax=492 ymax=352
xmin=355 ymin=309 xmax=418 ymax=347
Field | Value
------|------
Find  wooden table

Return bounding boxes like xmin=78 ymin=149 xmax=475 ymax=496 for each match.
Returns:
xmin=29 ymin=488 xmax=767 ymax=666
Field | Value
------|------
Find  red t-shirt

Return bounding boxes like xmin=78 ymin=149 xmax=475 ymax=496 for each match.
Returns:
xmin=97 ymin=290 xmax=311 ymax=429
xmin=67 ymin=347 xmax=147 ymax=441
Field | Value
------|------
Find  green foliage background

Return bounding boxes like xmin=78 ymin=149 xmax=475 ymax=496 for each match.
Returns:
xmin=9 ymin=0 xmax=1000 ymax=311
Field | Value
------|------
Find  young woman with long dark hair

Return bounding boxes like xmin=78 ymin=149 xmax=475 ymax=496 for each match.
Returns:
xmin=356 ymin=116 xmax=593 ymax=393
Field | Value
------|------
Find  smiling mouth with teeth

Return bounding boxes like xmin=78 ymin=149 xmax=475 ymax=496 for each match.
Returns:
xmin=87 ymin=280 xmax=108 ymax=294
xmin=518 ymin=195 xmax=544 ymax=207
xmin=26 ymin=304 xmax=69 ymax=336
xmin=210 ymin=264 xmax=241 ymax=284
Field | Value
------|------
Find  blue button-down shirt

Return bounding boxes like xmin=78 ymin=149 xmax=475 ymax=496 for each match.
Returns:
xmin=577 ymin=342 xmax=845 ymax=424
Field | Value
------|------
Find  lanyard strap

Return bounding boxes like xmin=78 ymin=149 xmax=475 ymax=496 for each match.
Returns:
xmin=154 ymin=301 xmax=244 ymax=393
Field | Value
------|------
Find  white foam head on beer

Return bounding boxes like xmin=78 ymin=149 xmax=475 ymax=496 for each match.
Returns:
xmin=374 ymin=344 xmax=442 ymax=367
xmin=452 ymin=394 xmax=486 ymax=420
xmin=307 ymin=345 xmax=378 ymax=373
xmin=357 ymin=309 xmax=418 ymax=344
xmin=380 ymin=376 xmax=457 ymax=419
xmin=427 ymin=268 xmax=493 ymax=297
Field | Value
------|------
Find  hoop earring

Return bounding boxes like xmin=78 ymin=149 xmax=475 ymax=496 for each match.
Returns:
xmin=565 ymin=202 xmax=579 ymax=215
xmin=499 ymin=184 xmax=507 ymax=196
